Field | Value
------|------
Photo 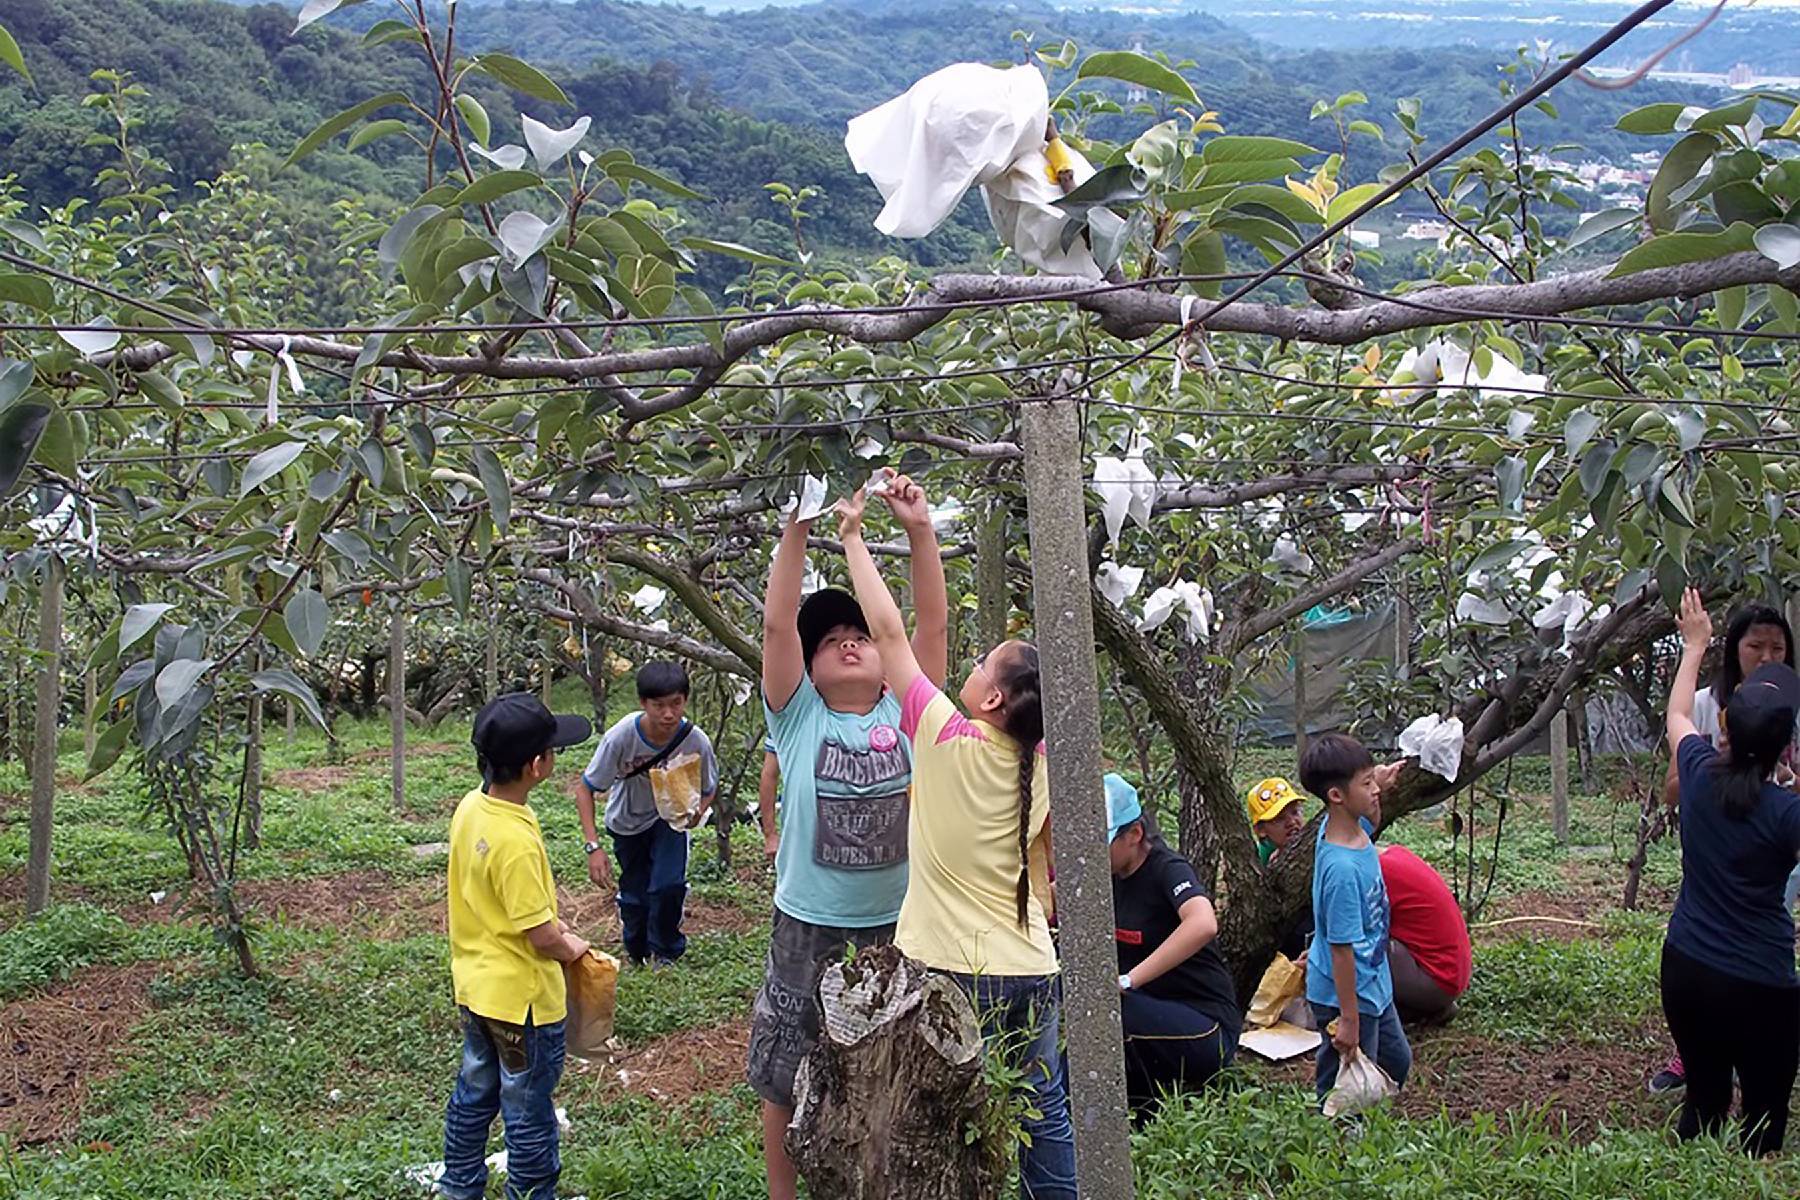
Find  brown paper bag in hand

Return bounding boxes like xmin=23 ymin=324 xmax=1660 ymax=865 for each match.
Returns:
xmin=1246 ymin=953 xmax=1307 ymax=1030
xmin=563 ymin=949 xmax=620 ymax=1061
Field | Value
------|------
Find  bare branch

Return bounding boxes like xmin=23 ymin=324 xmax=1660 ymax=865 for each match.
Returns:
xmin=1227 ymin=538 xmax=1423 ymax=653
xmin=523 ymin=567 xmax=754 ymax=679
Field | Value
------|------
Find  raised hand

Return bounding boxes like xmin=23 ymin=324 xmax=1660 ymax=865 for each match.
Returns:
xmin=878 ymin=469 xmax=931 ymax=532
xmin=835 ymin=488 xmax=868 ymax=543
xmin=1676 ymin=587 xmax=1712 ymax=653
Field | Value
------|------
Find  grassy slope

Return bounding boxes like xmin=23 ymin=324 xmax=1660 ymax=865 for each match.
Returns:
xmin=0 ymin=693 xmax=1796 ymax=1197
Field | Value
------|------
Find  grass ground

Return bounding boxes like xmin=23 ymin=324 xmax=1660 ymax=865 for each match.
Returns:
xmin=1 ymin=688 xmax=1797 ymax=1198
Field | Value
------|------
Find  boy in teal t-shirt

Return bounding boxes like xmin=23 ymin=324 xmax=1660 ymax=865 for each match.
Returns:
xmin=1300 ymin=733 xmax=1411 ymax=1102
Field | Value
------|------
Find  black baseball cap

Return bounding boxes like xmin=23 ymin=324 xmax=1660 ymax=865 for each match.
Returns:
xmin=797 ymin=588 xmax=869 ymax=670
xmin=1731 ymin=663 xmax=1800 ymax=728
xmin=472 ymin=692 xmax=593 ymax=770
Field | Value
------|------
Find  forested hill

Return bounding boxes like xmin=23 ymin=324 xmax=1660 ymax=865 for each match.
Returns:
xmin=409 ymin=0 xmax=1702 ymax=161
xmin=1 ymin=0 xmax=1710 ymax=278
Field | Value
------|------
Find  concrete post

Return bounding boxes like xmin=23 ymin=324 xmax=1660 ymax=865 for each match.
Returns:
xmin=390 ymin=606 xmax=405 ymax=809
xmin=1021 ymin=396 xmax=1135 ymax=1200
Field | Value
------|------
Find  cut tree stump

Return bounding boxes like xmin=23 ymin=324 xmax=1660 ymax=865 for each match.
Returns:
xmin=789 ymin=945 xmax=1004 ymax=1200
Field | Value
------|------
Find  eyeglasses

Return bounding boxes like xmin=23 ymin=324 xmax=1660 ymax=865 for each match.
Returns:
xmin=974 ymin=650 xmax=995 ymax=687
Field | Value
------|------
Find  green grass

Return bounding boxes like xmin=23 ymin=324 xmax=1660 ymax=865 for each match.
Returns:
xmin=0 ymin=705 xmax=1788 ymax=1199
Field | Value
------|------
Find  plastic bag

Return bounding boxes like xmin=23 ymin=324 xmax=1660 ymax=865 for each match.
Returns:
xmin=1323 ymin=1046 xmax=1395 ymax=1118
xmin=845 ymin=63 xmax=1048 ymax=238
xmin=650 ymin=751 xmax=705 ymax=828
xmin=563 ymin=949 xmax=620 ymax=1062
xmin=983 ymin=145 xmax=1101 ymax=277
xmin=1399 ymin=713 xmax=1465 ymax=783
xmin=1246 ymin=953 xmax=1307 ymax=1030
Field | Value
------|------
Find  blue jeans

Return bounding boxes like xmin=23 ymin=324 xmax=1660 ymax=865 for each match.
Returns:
xmin=1309 ymin=1000 xmax=1411 ymax=1101
xmin=613 ymin=819 xmax=688 ymax=964
xmin=946 ymin=972 xmax=1077 ymax=1200
xmin=442 ymin=1008 xmax=567 ymax=1200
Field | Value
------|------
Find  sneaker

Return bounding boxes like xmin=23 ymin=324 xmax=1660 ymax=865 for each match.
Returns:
xmin=1648 ymin=1056 xmax=1686 ymax=1094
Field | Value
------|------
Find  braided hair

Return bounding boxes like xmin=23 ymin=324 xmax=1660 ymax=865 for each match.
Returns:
xmin=992 ymin=642 xmax=1045 ymax=928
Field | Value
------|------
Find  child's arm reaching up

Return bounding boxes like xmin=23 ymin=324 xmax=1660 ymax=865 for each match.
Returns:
xmin=838 ymin=490 xmax=925 ymax=702
xmin=763 ymin=514 xmax=814 ymax=713
xmin=877 ymin=471 xmax=948 ymax=689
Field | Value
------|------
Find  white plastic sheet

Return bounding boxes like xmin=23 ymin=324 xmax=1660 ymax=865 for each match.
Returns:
xmin=846 ymin=62 xmax=1100 ymax=277
xmin=845 ymin=63 xmax=1048 ymax=238
xmin=1399 ymin=713 xmax=1466 ymax=783
xmin=1138 ymin=580 xmax=1214 ymax=644
xmin=1455 ymin=593 xmax=1512 ymax=626
xmin=1323 ymin=1048 xmax=1395 ymax=1118
xmin=1532 ymin=591 xmax=1592 ymax=644
xmin=1270 ymin=535 xmax=1314 ymax=576
xmin=1091 ymin=445 xmax=1158 ymax=549
xmin=779 ymin=474 xmax=830 ymax=524
xmin=628 ymin=584 xmax=667 ymax=613
xmin=1095 ymin=561 xmax=1146 ymax=608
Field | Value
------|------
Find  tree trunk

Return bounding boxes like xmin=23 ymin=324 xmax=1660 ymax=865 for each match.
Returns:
xmin=390 ymin=608 xmax=406 ymax=810
xmin=83 ymin=670 xmax=97 ymax=764
xmin=789 ymin=946 xmax=1003 ymax=1200
xmin=974 ymin=500 xmax=1008 ymax=651
xmin=26 ymin=557 xmax=64 ymax=916
xmin=245 ymin=649 xmax=264 ymax=850
xmin=1550 ymin=706 xmax=1570 ymax=844
xmin=285 ymin=698 xmax=296 ymax=746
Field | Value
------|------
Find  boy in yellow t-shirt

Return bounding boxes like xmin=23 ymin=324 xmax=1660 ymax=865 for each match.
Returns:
xmin=441 ymin=693 xmax=593 ymax=1200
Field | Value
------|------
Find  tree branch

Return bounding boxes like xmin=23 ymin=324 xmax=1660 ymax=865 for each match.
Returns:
xmin=101 ymin=253 xmax=1800 ymax=409
xmin=1227 ymin=537 xmax=1422 ymax=654
xmin=523 ymin=567 xmax=754 ymax=679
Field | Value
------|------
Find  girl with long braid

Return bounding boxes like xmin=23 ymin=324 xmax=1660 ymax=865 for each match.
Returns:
xmin=837 ymin=479 xmax=1075 ymax=1200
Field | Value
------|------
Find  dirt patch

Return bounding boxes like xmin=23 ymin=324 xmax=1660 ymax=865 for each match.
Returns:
xmin=367 ymin=877 xmax=756 ymax=946
xmin=349 ymin=742 xmax=458 ymax=764
xmin=0 ymin=962 xmax=159 ymax=1145
xmin=1474 ymin=890 xmax=1612 ymax=942
xmin=271 ymin=765 xmax=355 ymax=791
xmin=1393 ymin=1022 xmax=1673 ymax=1139
xmin=235 ymin=871 xmax=407 ymax=931
xmin=577 ymin=1018 xmax=751 ymax=1106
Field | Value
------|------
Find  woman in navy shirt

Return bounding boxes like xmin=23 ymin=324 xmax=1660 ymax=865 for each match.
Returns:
xmin=1663 ymin=588 xmax=1800 ymax=1156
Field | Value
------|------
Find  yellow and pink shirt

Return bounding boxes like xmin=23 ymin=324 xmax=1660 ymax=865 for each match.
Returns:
xmin=895 ymin=676 xmax=1056 ymax=977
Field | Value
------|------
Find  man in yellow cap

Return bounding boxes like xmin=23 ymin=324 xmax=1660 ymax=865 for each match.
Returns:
xmin=1247 ymin=777 xmax=1307 ymax=867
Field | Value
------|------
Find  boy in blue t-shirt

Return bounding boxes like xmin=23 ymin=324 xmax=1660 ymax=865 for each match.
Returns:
xmin=1300 ymin=732 xmax=1412 ymax=1100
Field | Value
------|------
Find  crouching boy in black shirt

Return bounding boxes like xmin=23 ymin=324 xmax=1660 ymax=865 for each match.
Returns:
xmin=1107 ymin=774 xmax=1242 ymax=1115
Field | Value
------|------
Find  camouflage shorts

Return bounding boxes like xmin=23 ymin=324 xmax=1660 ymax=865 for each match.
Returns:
xmin=745 ymin=907 xmax=895 ymax=1108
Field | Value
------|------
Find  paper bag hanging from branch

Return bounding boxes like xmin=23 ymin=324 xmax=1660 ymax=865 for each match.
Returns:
xmin=563 ymin=949 xmax=621 ymax=1061
xmin=845 ymin=62 xmax=1101 ymax=278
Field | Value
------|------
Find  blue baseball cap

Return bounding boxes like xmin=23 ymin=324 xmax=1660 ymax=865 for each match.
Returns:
xmin=1105 ymin=773 xmax=1142 ymax=842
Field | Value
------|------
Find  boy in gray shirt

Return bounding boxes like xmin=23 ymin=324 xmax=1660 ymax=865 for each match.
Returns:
xmin=575 ymin=661 xmax=718 ymax=967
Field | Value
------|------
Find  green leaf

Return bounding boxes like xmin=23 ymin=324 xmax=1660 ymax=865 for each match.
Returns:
xmin=0 ymin=23 xmax=29 ymax=83
xmin=120 ymin=603 xmax=175 ymax=654
xmin=1471 ymin=538 xmax=1536 ymax=573
xmin=1617 ymin=102 xmax=1688 ymax=135
xmin=378 ymin=205 xmax=445 ymax=267
xmin=1324 ymin=182 xmax=1391 ymax=226
xmin=284 ymin=92 xmax=409 ymax=169
xmin=1692 ymin=95 xmax=1759 ymax=133
xmin=607 ymin=161 xmax=705 ymax=201
xmin=361 ymin=18 xmax=420 ymax=47
xmin=473 ymin=445 xmax=512 ymax=536
xmin=283 ymin=589 xmax=330 ymax=658
xmin=251 ymin=668 xmax=327 ymax=730
xmin=85 ymin=717 xmax=134 ymax=780
xmin=1609 ymin=223 xmax=1756 ymax=278
xmin=1201 ymin=136 xmax=1320 ymax=164
xmin=454 ymin=170 xmax=542 ymax=207
xmin=154 ymin=658 xmax=214 ymax=710
xmin=454 ymin=94 xmax=491 ymax=146
xmin=0 ymin=273 xmax=52 ymax=311
xmin=347 ymin=118 xmax=411 ymax=152
xmin=1076 ymin=50 xmax=1199 ymax=104
xmin=1180 ymin=230 xmax=1227 ymax=299
xmin=1646 ymin=131 xmax=1717 ymax=233
xmin=472 ymin=54 xmax=570 ymax=106
xmin=241 ymin=441 xmax=306 ymax=495
xmin=5 ymin=402 xmax=56 ymax=495
xmin=1564 ymin=410 xmax=1601 ymax=459
xmin=37 ymin=409 xmax=76 ymax=477
xmin=1564 ymin=208 xmax=1640 ymax=251
xmin=680 ymin=237 xmax=789 ymax=267
xmin=445 ymin=557 xmax=472 ymax=619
